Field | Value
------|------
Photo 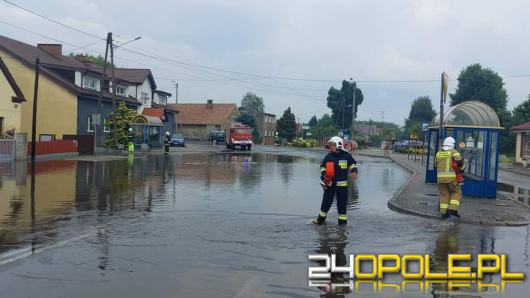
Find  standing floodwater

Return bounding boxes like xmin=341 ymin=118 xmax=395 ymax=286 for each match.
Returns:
xmin=0 ymin=151 xmax=528 ymax=297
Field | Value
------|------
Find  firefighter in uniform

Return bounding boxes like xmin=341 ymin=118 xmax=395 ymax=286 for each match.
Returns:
xmin=164 ymin=132 xmax=171 ymax=153
xmin=312 ymin=136 xmax=358 ymax=225
xmin=435 ymin=137 xmax=465 ymax=219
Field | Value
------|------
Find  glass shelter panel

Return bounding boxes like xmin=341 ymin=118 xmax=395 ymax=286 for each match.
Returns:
xmin=460 ymin=130 xmax=486 ymax=179
xmin=428 ymin=130 xmax=438 ymax=171
xmin=490 ymin=132 xmax=497 ymax=181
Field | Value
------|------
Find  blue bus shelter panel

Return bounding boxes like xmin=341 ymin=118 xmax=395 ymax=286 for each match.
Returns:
xmin=425 ymin=127 xmax=501 ymax=199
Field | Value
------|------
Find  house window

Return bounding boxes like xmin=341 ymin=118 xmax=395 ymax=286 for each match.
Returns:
xmin=116 ymin=85 xmax=127 ymax=96
xmin=83 ymin=77 xmax=97 ymax=90
xmin=103 ymin=118 xmax=110 ymax=133
xmin=39 ymin=134 xmax=55 ymax=141
xmin=141 ymin=92 xmax=149 ymax=104
xmin=87 ymin=116 xmax=94 ymax=132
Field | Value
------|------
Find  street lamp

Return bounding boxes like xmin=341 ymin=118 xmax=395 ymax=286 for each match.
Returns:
xmin=113 ymin=36 xmax=142 ymax=49
xmin=171 ymin=80 xmax=179 ymax=105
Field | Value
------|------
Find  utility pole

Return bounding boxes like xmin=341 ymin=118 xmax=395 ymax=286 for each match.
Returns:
xmin=31 ymin=58 xmax=40 ymax=165
xmin=174 ymin=82 xmax=178 ymax=104
xmin=96 ymin=32 xmax=111 ymax=149
xmin=109 ymin=33 xmax=117 ymax=146
xmin=439 ymin=72 xmax=448 ymax=147
xmin=350 ymin=78 xmax=356 ymax=140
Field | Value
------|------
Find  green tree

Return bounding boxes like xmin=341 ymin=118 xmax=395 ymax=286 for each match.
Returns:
xmin=450 ymin=64 xmax=508 ymax=112
xmin=513 ymin=97 xmax=530 ymax=126
xmin=405 ymin=96 xmax=436 ymax=134
xmin=105 ymin=101 xmax=136 ymax=149
xmin=71 ymin=53 xmax=114 ymax=67
xmin=236 ymin=113 xmax=261 ymax=143
xmin=450 ymin=64 xmax=513 ymax=153
xmin=276 ymin=107 xmax=297 ymax=141
xmin=308 ymin=115 xmax=318 ymax=128
xmin=326 ymin=80 xmax=364 ymax=129
xmin=310 ymin=114 xmax=337 ymax=139
xmin=236 ymin=113 xmax=256 ymax=128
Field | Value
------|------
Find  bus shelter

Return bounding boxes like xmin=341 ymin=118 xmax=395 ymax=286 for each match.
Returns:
xmin=130 ymin=115 xmax=163 ymax=149
xmin=425 ymin=101 xmax=503 ymax=198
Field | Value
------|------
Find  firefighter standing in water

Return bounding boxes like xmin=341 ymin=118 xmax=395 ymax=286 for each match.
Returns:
xmin=312 ymin=136 xmax=358 ymax=225
xmin=435 ymin=137 xmax=465 ymax=219
xmin=164 ymin=132 xmax=171 ymax=153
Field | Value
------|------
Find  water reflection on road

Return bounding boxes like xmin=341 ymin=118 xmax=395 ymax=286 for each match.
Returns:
xmin=0 ymin=152 xmax=528 ymax=297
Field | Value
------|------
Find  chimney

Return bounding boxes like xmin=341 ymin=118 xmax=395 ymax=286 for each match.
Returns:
xmin=206 ymin=99 xmax=213 ymax=109
xmin=37 ymin=44 xmax=62 ymax=58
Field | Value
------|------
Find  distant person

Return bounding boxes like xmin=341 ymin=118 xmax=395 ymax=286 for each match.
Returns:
xmin=435 ymin=137 xmax=465 ymax=219
xmin=312 ymin=136 xmax=358 ymax=225
xmin=164 ymin=132 xmax=171 ymax=153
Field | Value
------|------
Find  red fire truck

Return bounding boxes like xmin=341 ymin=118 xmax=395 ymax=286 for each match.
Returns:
xmin=226 ymin=122 xmax=253 ymax=151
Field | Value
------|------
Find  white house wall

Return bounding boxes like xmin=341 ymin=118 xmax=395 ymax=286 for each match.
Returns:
xmin=137 ymin=78 xmax=153 ymax=111
xmin=74 ymin=71 xmax=82 ymax=87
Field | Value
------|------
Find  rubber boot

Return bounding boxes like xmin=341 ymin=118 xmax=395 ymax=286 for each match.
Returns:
xmin=441 ymin=213 xmax=449 ymax=220
xmin=448 ymin=210 xmax=461 ymax=218
xmin=338 ymin=215 xmax=347 ymax=225
xmin=312 ymin=213 xmax=326 ymax=225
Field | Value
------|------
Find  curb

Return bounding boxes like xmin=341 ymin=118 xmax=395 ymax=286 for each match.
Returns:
xmin=386 ymin=155 xmax=529 ymax=227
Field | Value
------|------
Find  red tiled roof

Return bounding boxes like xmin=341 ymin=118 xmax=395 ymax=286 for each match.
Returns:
xmin=170 ymin=103 xmax=238 ymax=125
xmin=142 ymin=107 xmax=166 ymax=121
xmin=512 ymin=120 xmax=530 ymax=131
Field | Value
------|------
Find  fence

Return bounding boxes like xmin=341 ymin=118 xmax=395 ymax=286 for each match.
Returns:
xmin=0 ymin=139 xmax=15 ymax=161
xmin=27 ymin=139 xmax=77 ymax=156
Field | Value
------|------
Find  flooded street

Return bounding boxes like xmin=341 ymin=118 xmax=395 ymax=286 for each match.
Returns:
xmin=0 ymin=150 xmax=528 ymax=297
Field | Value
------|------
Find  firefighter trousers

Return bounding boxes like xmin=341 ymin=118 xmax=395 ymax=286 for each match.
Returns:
xmin=437 ymin=181 xmax=461 ymax=214
xmin=319 ymin=186 xmax=348 ymax=224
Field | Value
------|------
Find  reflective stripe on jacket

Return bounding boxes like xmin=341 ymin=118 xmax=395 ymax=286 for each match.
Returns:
xmin=435 ymin=149 xmax=462 ymax=183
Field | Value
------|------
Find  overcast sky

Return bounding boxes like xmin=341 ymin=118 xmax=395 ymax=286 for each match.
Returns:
xmin=1 ymin=0 xmax=530 ymax=125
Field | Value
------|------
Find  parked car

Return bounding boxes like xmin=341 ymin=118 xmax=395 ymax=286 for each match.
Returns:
xmin=209 ymin=131 xmax=226 ymax=144
xmin=170 ymin=133 xmax=186 ymax=147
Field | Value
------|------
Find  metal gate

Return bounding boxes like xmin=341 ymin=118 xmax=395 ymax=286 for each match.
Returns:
xmin=0 ymin=139 xmax=15 ymax=160
xmin=63 ymin=134 xmax=94 ymax=155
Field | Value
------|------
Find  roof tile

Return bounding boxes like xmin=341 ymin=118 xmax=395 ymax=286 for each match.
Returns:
xmin=170 ymin=103 xmax=238 ymax=125
xmin=512 ymin=120 xmax=530 ymax=131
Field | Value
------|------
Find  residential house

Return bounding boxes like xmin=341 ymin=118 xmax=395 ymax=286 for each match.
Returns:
xmin=512 ymin=120 xmax=530 ymax=166
xmin=149 ymin=90 xmax=177 ymax=135
xmin=0 ymin=35 xmax=80 ymax=141
xmin=0 ymin=56 xmax=25 ymax=136
xmin=262 ymin=113 xmax=276 ymax=145
xmin=170 ymin=100 xmax=239 ymax=140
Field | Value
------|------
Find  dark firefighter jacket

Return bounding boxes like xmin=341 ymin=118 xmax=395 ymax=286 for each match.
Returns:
xmin=320 ymin=150 xmax=358 ymax=187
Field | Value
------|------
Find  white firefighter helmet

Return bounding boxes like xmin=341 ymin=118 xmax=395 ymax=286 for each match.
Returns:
xmin=442 ymin=136 xmax=456 ymax=150
xmin=328 ymin=136 xmax=344 ymax=150
xmin=166 ymin=132 xmax=170 ymax=136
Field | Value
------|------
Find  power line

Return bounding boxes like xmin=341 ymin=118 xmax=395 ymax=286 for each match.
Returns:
xmin=2 ymin=0 xmax=105 ymax=40
xmin=4 ymin=1 xmax=530 ymax=85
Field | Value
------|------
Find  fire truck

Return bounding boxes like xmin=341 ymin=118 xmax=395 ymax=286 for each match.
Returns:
xmin=226 ymin=122 xmax=253 ymax=151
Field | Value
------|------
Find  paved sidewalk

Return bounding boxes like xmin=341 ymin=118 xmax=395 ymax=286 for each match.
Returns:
xmin=355 ymin=149 xmax=529 ymax=226
xmin=499 ymin=163 xmax=530 ymax=177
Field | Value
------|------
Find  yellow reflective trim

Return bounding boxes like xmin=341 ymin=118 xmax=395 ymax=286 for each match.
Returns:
xmin=450 ymin=200 xmax=460 ymax=206
xmin=338 ymin=215 xmax=348 ymax=220
xmin=338 ymin=160 xmax=347 ymax=169
xmin=439 ymin=204 xmax=449 ymax=208
xmin=437 ymin=172 xmax=456 ymax=177
xmin=319 ymin=211 xmax=327 ymax=217
xmin=336 ymin=181 xmax=348 ymax=186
